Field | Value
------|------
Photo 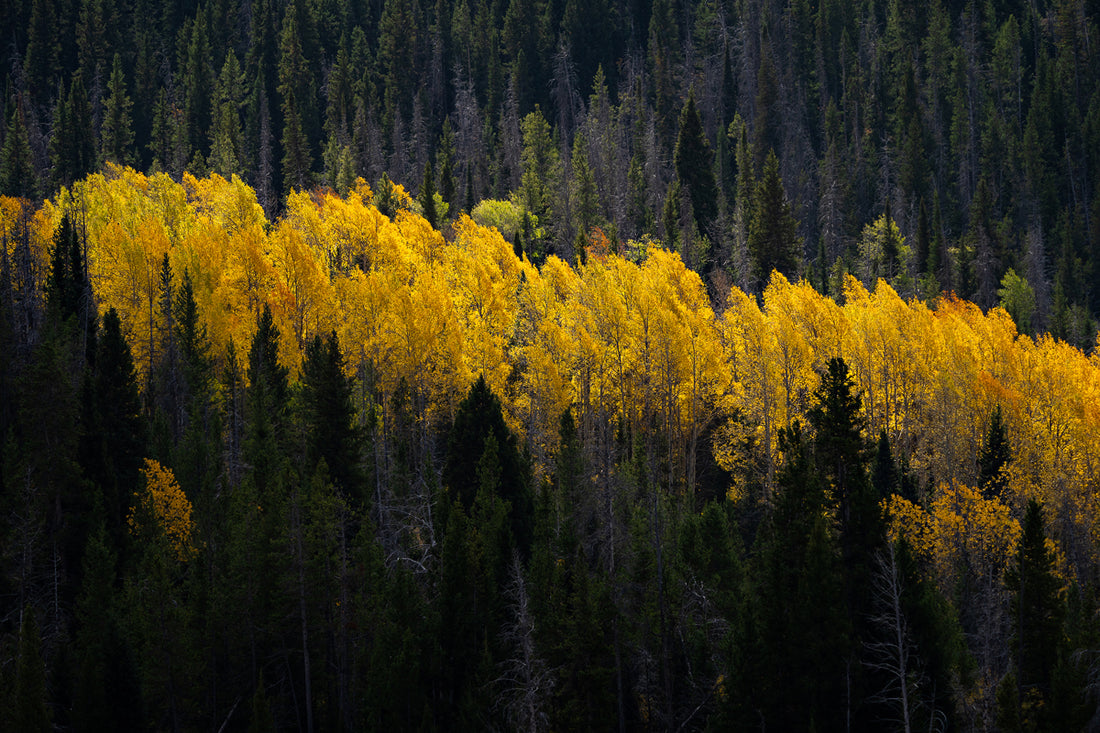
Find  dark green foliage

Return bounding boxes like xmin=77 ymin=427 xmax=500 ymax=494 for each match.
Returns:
xmin=748 ymin=150 xmax=801 ymax=289
xmin=72 ymin=522 xmax=142 ymax=732
xmin=749 ymin=423 xmax=848 ymax=730
xmin=10 ymin=0 xmax=1100 ymax=727
xmin=418 ymin=159 xmax=438 ymax=230
xmin=444 ymin=375 xmax=532 ymax=554
xmin=245 ymin=304 xmax=290 ymax=496
xmin=86 ymin=308 xmax=144 ymax=544
xmin=48 ymin=213 xmax=82 ymax=321
xmin=0 ymin=99 xmax=39 ymax=199
xmin=100 ymin=54 xmax=134 ymax=166
xmin=673 ymin=92 xmax=718 ymax=237
xmin=872 ymin=428 xmax=897 ymax=497
xmin=299 ymin=331 xmax=362 ymax=501
xmin=1004 ymin=500 xmax=1064 ymax=719
xmin=50 ymin=73 xmax=97 ymax=191
xmin=979 ymin=404 xmax=1011 ymax=500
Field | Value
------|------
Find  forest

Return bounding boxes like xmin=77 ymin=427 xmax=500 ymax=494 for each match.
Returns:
xmin=1 ymin=0 xmax=1100 ymax=730
xmin=0 ymin=166 xmax=1098 ymax=729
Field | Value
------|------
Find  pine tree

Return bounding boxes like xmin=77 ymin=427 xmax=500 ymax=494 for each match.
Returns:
xmin=181 ymin=10 xmax=215 ymax=162
xmin=750 ymin=422 xmax=848 ymax=730
xmin=1002 ymin=500 xmax=1064 ymax=729
xmin=871 ymin=429 xmax=898 ymax=498
xmin=209 ymin=51 xmax=246 ymax=178
xmin=244 ymin=304 xmax=290 ymax=496
xmin=23 ymin=0 xmax=61 ymax=102
xmin=279 ymin=3 xmax=315 ymax=192
xmin=519 ymin=107 xmax=560 ymax=258
xmin=100 ymin=53 xmax=135 ymax=166
xmin=50 ymin=73 xmax=97 ymax=191
xmin=570 ymin=132 xmax=599 ymax=240
xmin=438 ymin=117 xmax=457 ymax=212
xmin=90 ymin=307 xmax=145 ymax=546
xmin=673 ymin=91 xmax=718 ymax=236
xmin=444 ymin=375 xmax=533 ymax=555
xmin=72 ymin=520 xmax=142 ymax=732
xmin=978 ymin=405 xmax=1011 ymax=500
xmin=0 ymin=97 xmax=39 ymax=199
xmin=748 ymin=150 xmax=801 ymax=289
xmin=300 ymin=331 xmax=362 ymax=501
xmin=419 ymin=159 xmax=439 ymax=229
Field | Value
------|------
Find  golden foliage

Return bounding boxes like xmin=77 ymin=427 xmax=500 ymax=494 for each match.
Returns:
xmin=131 ymin=459 xmax=197 ymax=562
xmin=885 ymin=484 xmax=1021 ymax=591
xmin=47 ymin=169 xmax=1100 ymax=546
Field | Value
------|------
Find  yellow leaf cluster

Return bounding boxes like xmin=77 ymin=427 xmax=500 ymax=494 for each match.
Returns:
xmin=130 ymin=458 xmax=197 ymax=562
xmin=885 ymin=483 xmax=1021 ymax=590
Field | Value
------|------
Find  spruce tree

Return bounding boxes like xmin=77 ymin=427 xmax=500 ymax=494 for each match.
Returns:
xmin=279 ymin=5 xmax=315 ymax=192
xmin=1 ymin=97 xmax=39 ymax=199
xmin=748 ymin=150 xmax=801 ymax=289
xmin=570 ymin=132 xmax=600 ymax=242
xmin=1002 ymin=500 xmax=1064 ymax=729
xmin=100 ymin=53 xmax=134 ymax=166
xmin=978 ymin=405 xmax=1011 ymax=500
xmin=419 ymin=159 xmax=439 ymax=229
xmin=90 ymin=308 xmax=145 ymax=545
xmin=750 ymin=422 xmax=848 ymax=730
xmin=50 ymin=73 xmax=97 ymax=190
xmin=209 ymin=51 xmax=246 ymax=178
xmin=23 ymin=0 xmax=61 ymax=102
xmin=444 ymin=375 xmax=533 ymax=555
xmin=300 ymin=331 xmax=362 ymax=501
xmin=244 ymin=304 xmax=290 ymax=496
xmin=673 ymin=91 xmax=718 ymax=236
xmin=437 ymin=117 xmax=457 ymax=211
xmin=181 ymin=10 xmax=215 ymax=162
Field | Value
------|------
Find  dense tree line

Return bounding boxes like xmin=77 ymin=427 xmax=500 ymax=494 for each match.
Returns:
xmin=1 ymin=173 xmax=1099 ymax=729
xmin=2 ymin=0 xmax=1100 ymax=343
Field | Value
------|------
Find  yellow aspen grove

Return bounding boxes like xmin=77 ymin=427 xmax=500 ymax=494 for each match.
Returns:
xmin=48 ymin=170 xmax=1099 ymax=560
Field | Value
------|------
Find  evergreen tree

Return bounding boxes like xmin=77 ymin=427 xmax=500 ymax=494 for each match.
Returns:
xmin=244 ymin=304 xmax=290 ymax=496
xmin=673 ymin=91 xmax=718 ymax=236
xmin=0 ymin=97 xmax=39 ymax=199
xmin=72 ymin=521 xmax=142 ymax=732
xmin=519 ymin=107 xmax=560 ymax=259
xmin=444 ymin=375 xmax=533 ymax=555
xmin=181 ymin=10 xmax=215 ymax=163
xmin=871 ymin=429 xmax=898 ymax=497
xmin=750 ymin=423 xmax=848 ymax=730
xmin=437 ymin=117 xmax=457 ymax=212
xmin=209 ymin=51 xmax=246 ymax=178
xmin=50 ymin=73 xmax=97 ymax=191
xmin=748 ymin=150 xmax=801 ymax=289
xmin=419 ymin=159 xmax=439 ymax=230
xmin=299 ymin=331 xmax=362 ymax=501
xmin=89 ymin=308 xmax=145 ymax=546
xmin=279 ymin=3 xmax=315 ymax=192
xmin=100 ymin=53 xmax=134 ymax=166
xmin=978 ymin=405 xmax=1011 ymax=500
xmin=807 ymin=357 xmax=882 ymax=724
xmin=1001 ymin=500 xmax=1064 ymax=730
xmin=22 ymin=0 xmax=61 ymax=102
xmin=570 ymin=132 xmax=599 ymax=241
xmin=48 ymin=212 xmax=88 ymax=324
